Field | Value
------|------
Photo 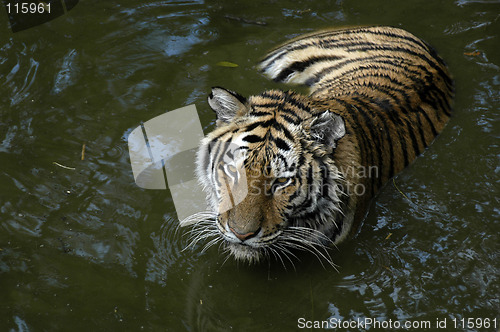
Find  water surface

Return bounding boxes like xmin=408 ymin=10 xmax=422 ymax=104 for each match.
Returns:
xmin=0 ymin=0 xmax=499 ymax=331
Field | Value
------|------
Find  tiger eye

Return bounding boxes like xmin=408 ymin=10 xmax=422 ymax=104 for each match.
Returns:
xmin=276 ymin=177 xmax=288 ymax=183
xmin=227 ymin=165 xmax=237 ymax=173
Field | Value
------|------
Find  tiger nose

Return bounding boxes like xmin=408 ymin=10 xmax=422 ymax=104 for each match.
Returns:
xmin=229 ymin=227 xmax=261 ymax=241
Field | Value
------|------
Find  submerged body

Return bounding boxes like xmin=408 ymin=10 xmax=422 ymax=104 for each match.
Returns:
xmin=190 ymin=26 xmax=453 ymax=263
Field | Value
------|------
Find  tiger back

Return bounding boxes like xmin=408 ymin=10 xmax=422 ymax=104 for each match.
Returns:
xmin=190 ymin=26 xmax=453 ymax=264
xmin=259 ymin=26 xmax=454 ymax=227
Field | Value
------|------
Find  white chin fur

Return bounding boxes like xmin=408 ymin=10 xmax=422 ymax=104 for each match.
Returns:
xmin=227 ymin=243 xmax=263 ymax=263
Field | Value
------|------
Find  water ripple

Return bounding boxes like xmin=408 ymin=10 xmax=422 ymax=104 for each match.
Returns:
xmin=10 ymin=57 xmax=39 ymax=106
xmin=145 ymin=215 xmax=190 ymax=286
xmin=51 ymin=49 xmax=79 ymax=95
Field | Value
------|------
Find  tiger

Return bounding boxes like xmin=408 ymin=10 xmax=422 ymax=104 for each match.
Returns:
xmin=184 ymin=26 xmax=454 ymax=265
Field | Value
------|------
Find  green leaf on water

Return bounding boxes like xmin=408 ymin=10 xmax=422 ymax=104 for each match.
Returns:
xmin=216 ymin=61 xmax=239 ymax=68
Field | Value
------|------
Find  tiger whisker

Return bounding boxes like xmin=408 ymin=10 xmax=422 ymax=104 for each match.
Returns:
xmin=271 ymin=244 xmax=298 ymax=271
xmin=278 ymin=233 xmax=338 ymax=270
xmin=220 ymin=246 xmax=233 ymax=267
xmin=201 ymin=237 xmax=223 ymax=253
xmin=179 ymin=211 xmax=217 ymax=228
xmin=267 ymin=246 xmax=287 ymax=270
xmin=289 ymin=242 xmax=335 ymax=270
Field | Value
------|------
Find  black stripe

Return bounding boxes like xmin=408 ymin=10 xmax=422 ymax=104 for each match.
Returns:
xmin=245 ymin=121 xmax=263 ymax=132
xmin=207 ymin=129 xmax=230 ymax=147
xmin=425 ymin=92 xmax=445 ymax=122
xmin=351 ymin=118 xmax=374 ymax=195
xmin=271 ymin=121 xmax=295 ymax=141
xmin=275 ymin=154 xmax=290 ymax=170
xmin=350 ymin=45 xmax=451 ymax=86
xmin=357 ymin=81 xmax=410 ymax=113
xmin=299 ymin=164 xmax=314 ymax=209
xmin=317 ymin=159 xmax=330 ymax=198
xmin=242 ymin=134 xmax=265 ymax=143
xmin=279 ymin=106 xmax=303 ymax=120
xmin=245 ymin=118 xmax=274 ymax=131
xmin=253 ymin=102 xmax=304 ymax=124
xmin=252 ymin=102 xmax=281 ymax=109
xmin=298 ymin=150 xmax=306 ymax=167
xmin=402 ymin=115 xmax=422 ymax=159
xmin=423 ymin=90 xmax=445 ymax=123
xmin=351 ymin=99 xmax=384 ymax=166
xmin=211 ymin=141 xmax=230 ymax=175
xmin=280 ymin=114 xmax=301 ymax=126
xmin=307 ymin=54 xmax=411 ymax=87
xmin=260 ymin=91 xmax=285 ymax=100
xmin=200 ymin=143 xmax=212 ymax=175
xmin=288 ymin=174 xmax=303 ymax=202
xmin=261 ymin=44 xmax=313 ymax=72
xmin=209 ymin=141 xmax=221 ymax=176
xmin=273 ymin=136 xmax=291 ymax=151
xmin=414 ymin=111 xmax=429 ymax=148
xmin=250 ymin=110 xmax=273 ymax=117
xmin=274 ymin=55 xmax=344 ymax=82
xmin=417 ymin=73 xmax=451 ymax=120
xmin=380 ymin=115 xmax=395 ymax=179
xmin=214 ymin=163 xmax=229 ymax=189
xmin=260 ymin=119 xmax=276 ymax=128
xmin=418 ymin=106 xmax=438 ymax=137
xmin=283 ymin=93 xmax=312 ymax=113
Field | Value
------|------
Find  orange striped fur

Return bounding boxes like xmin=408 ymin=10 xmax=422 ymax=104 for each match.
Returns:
xmin=188 ymin=26 xmax=453 ymax=264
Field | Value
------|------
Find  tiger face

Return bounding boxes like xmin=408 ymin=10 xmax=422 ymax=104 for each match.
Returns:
xmin=194 ymin=87 xmax=347 ymax=263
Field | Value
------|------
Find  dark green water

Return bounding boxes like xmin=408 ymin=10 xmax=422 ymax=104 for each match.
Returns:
xmin=1 ymin=0 xmax=498 ymax=331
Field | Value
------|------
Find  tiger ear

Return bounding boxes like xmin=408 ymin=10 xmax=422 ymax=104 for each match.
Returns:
xmin=309 ymin=111 xmax=346 ymax=146
xmin=208 ymin=87 xmax=247 ymax=123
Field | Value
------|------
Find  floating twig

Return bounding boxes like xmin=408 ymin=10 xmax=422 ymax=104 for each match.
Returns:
xmin=53 ymin=162 xmax=75 ymax=170
xmin=81 ymin=143 xmax=86 ymax=161
xmin=392 ymin=178 xmax=410 ymax=201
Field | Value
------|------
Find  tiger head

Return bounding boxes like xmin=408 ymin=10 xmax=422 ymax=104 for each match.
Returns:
xmin=192 ymin=87 xmax=347 ymax=263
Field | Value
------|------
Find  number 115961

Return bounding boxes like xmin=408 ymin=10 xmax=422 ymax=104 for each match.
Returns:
xmin=6 ymin=2 xmax=51 ymax=14
xmin=452 ymin=317 xmax=497 ymax=329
